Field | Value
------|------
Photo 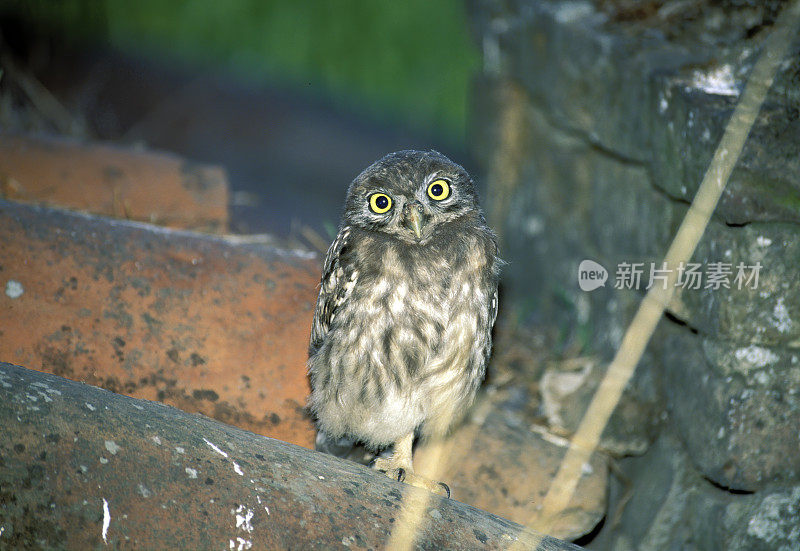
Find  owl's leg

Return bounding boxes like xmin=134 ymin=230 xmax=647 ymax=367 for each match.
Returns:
xmin=372 ymin=432 xmax=413 ymax=478
xmin=372 ymin=432 xmax=450 ymax=498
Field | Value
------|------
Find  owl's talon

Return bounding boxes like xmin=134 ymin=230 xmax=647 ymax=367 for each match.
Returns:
xmin=438 ymin=482 xmax=450 ymax=499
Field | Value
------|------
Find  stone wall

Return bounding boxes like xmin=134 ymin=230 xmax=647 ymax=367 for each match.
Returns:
xmin=469 ymin=1 xmax=800 ymax=548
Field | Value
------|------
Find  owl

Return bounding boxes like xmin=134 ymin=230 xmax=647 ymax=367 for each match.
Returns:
xmin=308 ymin=150 xmax=499 ymax=496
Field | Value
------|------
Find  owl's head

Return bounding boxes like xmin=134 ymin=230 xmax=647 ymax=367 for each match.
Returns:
xmin=342 ymin=150 xmax=482 ymax=243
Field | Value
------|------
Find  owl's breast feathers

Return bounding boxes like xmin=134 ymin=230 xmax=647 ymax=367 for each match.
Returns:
xmin=308 ymin=215 xmax=499 ymax=444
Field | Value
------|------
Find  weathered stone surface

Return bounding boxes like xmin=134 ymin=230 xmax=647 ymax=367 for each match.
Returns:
xmin=651 ymin=63 xmax=800 ymax=225
xmin=482 ymin=85 xmax=623 ymax=331
xmin=471 ymin=0 xmax=704 ymax=162
xmin=0 ymin=362 xmax=581 ymax=550
xmin=590 ymin=431 xmax=800 ymax=551
xmin=669 ymin=218 xmax=800 ymax=347
xmin=474 ymin=80 xmax=665 ymax=458
xmin=477 ymin=75 xmax=675 ymax=328
xmin=724 ymin=485 xmax=800 ymax=551
xmin=588 ymin=431 xmax=718 ymax=551
xmin=587 ymin=159 xmax=674 ymax=267
xmin=417 ymin=389 xmax=609 ymax=542
xmin=660 ymin=324 xmax=800 ymax=491
xmin=540 ymin=354 xmax=661 ymax=457
xmin=0 ymin=200 xmax=318 ymax=449
xmin=496 ymin=104 xmax=800 ymax=351
xmin=0 ymin=133 xmax=229 ymax=232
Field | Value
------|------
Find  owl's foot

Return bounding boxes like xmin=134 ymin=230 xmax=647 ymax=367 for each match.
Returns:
xmin=372 ymin=433 xmax=451 ymax=498
xmin=372 ymin=457 xmax=450 ymax=497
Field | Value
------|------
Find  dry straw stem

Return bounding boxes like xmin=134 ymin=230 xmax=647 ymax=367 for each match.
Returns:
xmin=522 ymin=0 xmax=800 ymax=540
xmin=384 ymin=436 xmax=451 ymax=551
xmin=385 ymin=413 xmax=459 ymax=551
xmin=386 ymin=396 xmax=549 ymax=550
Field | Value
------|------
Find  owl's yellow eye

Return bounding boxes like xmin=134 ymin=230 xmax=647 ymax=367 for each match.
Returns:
xmin=369 ymin=193 xmax=393 ymax=214
xmin=427 ymin=179 xmax=450 ymax=201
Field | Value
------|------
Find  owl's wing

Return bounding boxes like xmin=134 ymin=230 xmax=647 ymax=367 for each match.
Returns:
xmin=310 ymin=226 xmax=355 ymax=353
xmin=489 ymin=288 xmax=498 ymax=329
xmin=483 ymin=288 xmax=499 ymax=364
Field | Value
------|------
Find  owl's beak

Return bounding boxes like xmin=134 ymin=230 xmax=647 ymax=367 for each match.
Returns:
xmin=403 ymin=201 xmax=426 ymax=239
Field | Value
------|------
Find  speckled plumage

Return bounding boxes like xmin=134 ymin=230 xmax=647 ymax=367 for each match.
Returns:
xmin=308 ymin=150 xmax=499 ymax=491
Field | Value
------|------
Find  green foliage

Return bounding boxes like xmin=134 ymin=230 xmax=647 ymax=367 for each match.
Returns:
xmin=100 ymin=0 xmax=479 ymax=140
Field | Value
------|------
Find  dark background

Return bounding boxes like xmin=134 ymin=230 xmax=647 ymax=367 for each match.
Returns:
xmin=0 ymin=0 xmax=480 ymax=240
